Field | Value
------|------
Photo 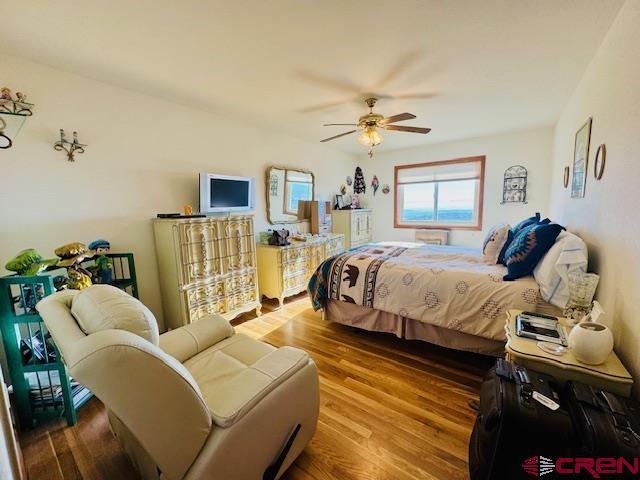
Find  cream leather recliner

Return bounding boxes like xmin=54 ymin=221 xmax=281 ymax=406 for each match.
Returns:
xmin=37 ymin=285 xmax=319 ymax=480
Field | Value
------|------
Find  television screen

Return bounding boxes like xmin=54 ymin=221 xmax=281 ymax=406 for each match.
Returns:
xmin=199 ymin=173 xmax=254 ymax=213
xmin=210 ymin=178 xmax=249 ymax=208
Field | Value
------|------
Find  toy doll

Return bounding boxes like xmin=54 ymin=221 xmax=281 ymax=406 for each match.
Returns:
xmin=88 ymin=239 xmax=113 ymax=284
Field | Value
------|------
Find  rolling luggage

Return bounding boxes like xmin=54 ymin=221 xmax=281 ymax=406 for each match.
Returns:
xmin=564 ymin=381 xmax=640 ymax=478
xmin=469 ymin=359 xmax=574 ymax=480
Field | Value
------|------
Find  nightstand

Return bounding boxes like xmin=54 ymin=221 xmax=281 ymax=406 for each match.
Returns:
xmin=505 ymin=309 xmax=633 ymax=397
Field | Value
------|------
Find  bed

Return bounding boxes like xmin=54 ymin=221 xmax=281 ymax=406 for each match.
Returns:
xmin=308 ymin=242 xmax=562 ymax=356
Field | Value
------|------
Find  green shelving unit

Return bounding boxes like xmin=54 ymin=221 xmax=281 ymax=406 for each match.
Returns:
xmin=0 ymin=253 xmax=138 ymax=429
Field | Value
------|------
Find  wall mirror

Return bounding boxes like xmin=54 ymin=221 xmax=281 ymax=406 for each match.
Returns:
xmin=266 ymin=166 xmax=315 ymax=224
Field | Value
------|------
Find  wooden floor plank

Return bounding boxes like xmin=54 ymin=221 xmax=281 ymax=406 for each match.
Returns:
xmin=20 ymin=294 xmax=491 ymax=479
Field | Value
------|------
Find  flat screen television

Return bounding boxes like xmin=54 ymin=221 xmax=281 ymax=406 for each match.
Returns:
xmin=199 ymin=173 xmax=255 ymax=213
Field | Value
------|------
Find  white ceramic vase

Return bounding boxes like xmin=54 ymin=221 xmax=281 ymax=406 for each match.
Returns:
xmin=568 ymin=322 xmax=614 ymax=365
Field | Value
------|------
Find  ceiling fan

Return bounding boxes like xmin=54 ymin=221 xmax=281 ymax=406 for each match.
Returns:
xmin=320 ymin=97 xmax=431 ymax=157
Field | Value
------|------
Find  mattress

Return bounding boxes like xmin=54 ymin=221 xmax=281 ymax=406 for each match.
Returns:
xmin=309 ymin=243 xmax=561 ymax=343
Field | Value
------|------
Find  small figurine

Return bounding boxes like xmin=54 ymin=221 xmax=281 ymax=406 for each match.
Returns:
xmin=55 ymin=242 xmax=94 ymax=290
xmin=183 ymin=204 xmax=193 ymax=216
xmin=15 ymin=92 xmax=26 ymax=103
xmin=371 ymin=175 xmax=380 ymax=195
xmin=0 ymin=87 xmax=12 ymax=100
xmin=5 ymin=249 xmax=57 ymax=276
xmin=88 ymin=239 xmax=113 ymax=284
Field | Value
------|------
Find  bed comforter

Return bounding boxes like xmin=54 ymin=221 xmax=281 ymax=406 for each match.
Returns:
xmin=308 ymin=243 xmax=542 ymax=341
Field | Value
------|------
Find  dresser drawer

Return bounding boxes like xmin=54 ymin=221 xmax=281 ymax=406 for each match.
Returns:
xmin=221 ymin=234 xmax=255 ymax=258
xmin=180 ymin=240 xmax=224 ymax=266
xmin=222 ymin=252 xmax=255 ymax=273
xmin=227 ymin=271 xmax=257 ymax=291
xmin=189 ymin=300 xmax=226 ymax=322
xmin=283 ymin=272 xmax=309 ymax=293
xmin=281 ymin=246 xmax=310 ymax=264
xmin=178 ymin=221 xmax=222 ymax=244
xmin=226 ymin=289 xmax=257 ymax=312
xmin=282 ymin=259 xmax=308 ymax=278
xmin=185 ymin=280 xmax=226 ymax=309
xmin=182 ymin=258 xmax=223 ymax=285
xmin=221 ymin=217 xmax=254 ymax=238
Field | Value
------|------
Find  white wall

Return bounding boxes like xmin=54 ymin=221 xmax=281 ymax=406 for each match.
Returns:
xmin=356 ymin=127 xmax=554 ymax=246
xmin=548 ymin=0 xmax=640 ymax=391
xmin=0 ymin=53 xmax=355 ymax=331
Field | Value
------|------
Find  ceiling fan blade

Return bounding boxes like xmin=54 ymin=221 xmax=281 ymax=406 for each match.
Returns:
xmin=379 ymin=113 xmax=416 ymax=125
xmin=323 ymin=123 xmax=357 ymax=126
xmin=383 ymin=125 xmax=431 ymax=134
xmin=320 ymin=130 xmax=357 ymax=142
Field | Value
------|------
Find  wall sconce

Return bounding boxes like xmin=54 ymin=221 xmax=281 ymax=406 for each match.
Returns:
xmin=54 ymin=129 xmax=87 ymax=162
xmin=0 ymin=87 xmax=34 ymax=149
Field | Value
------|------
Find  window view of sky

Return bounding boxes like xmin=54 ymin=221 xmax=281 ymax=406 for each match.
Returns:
xmin=401 ymin=180 xmax=476 ymax=222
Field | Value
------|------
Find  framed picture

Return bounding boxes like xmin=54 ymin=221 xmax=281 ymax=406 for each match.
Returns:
xmin=571 ymin=118 xmax=592 ymax=198
xmin=334 ymin=194 xmax=344 ymax=210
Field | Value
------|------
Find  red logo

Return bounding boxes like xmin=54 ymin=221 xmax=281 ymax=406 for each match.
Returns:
xmin=522 ymin=456 xmax=640 ymax=478
xmin=523 ymin=456 xmax=555 ymax=477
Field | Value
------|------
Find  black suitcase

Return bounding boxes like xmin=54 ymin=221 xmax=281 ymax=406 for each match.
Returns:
xmin=564 ymin=381 xmax=640 ymax=478
xmin=469 ymin=359 xmax=574 ymax=480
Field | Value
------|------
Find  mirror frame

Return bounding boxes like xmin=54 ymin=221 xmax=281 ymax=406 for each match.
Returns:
xmin=266 ymin=165 xmax=315 ymax=224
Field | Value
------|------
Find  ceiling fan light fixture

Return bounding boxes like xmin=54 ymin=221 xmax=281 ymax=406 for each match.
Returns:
xmin=357 ymin=127 xmax=383 ymax=147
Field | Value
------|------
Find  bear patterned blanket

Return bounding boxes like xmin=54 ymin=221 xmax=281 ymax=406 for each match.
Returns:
xmin=308 ymin=243 xmax=542 ymax=341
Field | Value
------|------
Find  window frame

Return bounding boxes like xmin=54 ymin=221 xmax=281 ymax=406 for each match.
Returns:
xmin=394 ymin=156 xmax=485 ymax=231
xmin=283 ymin=170 xmax=314 ymax=216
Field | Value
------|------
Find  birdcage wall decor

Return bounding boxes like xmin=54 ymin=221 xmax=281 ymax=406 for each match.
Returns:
xmin=501 ymin=165 xmax=528 ymax=204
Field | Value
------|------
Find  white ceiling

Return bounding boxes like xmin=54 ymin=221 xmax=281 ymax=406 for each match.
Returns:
xmin=0 ymin=0 xmax=623 ymax=154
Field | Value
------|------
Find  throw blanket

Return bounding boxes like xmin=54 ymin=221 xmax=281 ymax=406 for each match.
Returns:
xmin=309 ymin=243 xmax=542 ymax=341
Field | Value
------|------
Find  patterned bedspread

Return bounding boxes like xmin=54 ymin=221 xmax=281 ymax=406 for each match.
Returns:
xmin=308 ymin=243 xmax=542 ymax=341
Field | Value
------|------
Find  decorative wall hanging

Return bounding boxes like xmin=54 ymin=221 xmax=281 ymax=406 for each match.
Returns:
xmin=563 ymin=166 xmax=570 ymax=188
xmin=382 ymin=184 xmax=390 ymax=195
xmin=269 ymin=173 xmax=279 ymax=196
xmin=340 ymin=184 xmax=347 ymax=195
xmin=346 ymin=175 xmax=352 ymax=186
xmin=571 ymin=117 xmax=592 ymax=198
xmin=371 ymin=175 xmax=380 ymax=195
xmin=594 ymin=144 xmax=606 ymax=180
xmin=353 ymin=167 xmax=366 ymax=193
xmin=54 ymin=129 xmax=87 ymax=162
xmin=501 ymin=165 xmax=528 ymax=204
xmin=0 ymin=87 xmax=34 ymax=149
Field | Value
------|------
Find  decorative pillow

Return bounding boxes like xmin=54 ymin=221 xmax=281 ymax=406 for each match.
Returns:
xmin=503 ymin=222 xmax=565 ymax=280
xmin=482 ymin=224 xmax=512 ymax=264
xmin=71 ymin=285 xmax=160 ymax=345
xmin=511 ymin=213 xmax=541 ymax=236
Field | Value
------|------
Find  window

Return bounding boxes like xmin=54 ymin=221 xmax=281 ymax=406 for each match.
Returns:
xmin=394 ymin=156 xmax=485 ymax=230
xmin=284 ymin=170 xmax=314 ymax=215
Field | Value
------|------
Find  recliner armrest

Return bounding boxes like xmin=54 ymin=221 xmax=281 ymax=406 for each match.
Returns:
xmin=160 ymin=314 xmax=234 ymax=363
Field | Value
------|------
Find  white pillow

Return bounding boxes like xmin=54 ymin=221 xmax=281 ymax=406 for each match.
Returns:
xmin=71 ymin=285 xmax=160 ymax=345
xmin=533 ymin=231 xmax=588 ymax=309
xmin=482 ymin=223 xmax=511 ymax=264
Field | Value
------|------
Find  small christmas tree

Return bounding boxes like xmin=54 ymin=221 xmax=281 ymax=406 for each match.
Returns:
xmin=353 ymin=167 xmax=366 ymax=194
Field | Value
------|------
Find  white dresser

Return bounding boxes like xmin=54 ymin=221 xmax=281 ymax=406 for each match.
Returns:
xmin=153 ymin=215 xmax=261 ymax=330
xmin=256 ymin=234 xmax=345 ymax=308
xmin=331 ymin=209 xmax=373 ymax=249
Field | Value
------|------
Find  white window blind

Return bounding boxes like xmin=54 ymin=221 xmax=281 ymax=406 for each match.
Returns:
xmin=397 ymin=160 xmax=482 ymax=184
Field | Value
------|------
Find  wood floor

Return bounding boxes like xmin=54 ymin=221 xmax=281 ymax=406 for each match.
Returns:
xmin=20 ymin=294 xmax=492 ymax=480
